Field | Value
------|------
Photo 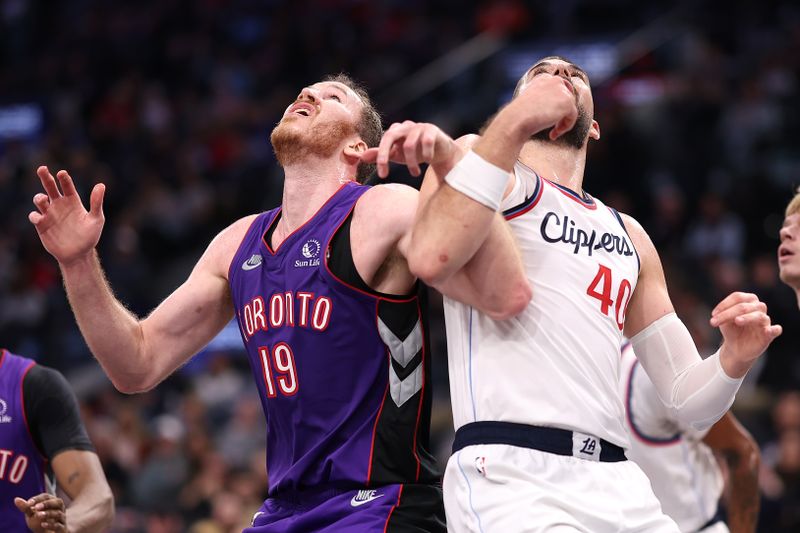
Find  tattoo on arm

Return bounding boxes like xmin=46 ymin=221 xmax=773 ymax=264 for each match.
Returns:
xmin=67 ymin=470 xmax=81 ymax=485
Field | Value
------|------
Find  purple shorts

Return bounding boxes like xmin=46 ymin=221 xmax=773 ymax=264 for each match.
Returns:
xmin=243 ymin=484 xmax=444 ymax=533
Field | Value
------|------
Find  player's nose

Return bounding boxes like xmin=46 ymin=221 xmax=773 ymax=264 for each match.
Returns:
xmin=298 ymin=87 xmax=319 ymax=103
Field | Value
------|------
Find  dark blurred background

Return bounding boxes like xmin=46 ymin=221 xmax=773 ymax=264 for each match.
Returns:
xmin=1 ymin=0 xmax=800 ymax=531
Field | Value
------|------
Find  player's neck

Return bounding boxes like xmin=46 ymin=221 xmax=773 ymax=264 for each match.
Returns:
xmin=280 ymin=158 xmax=354 ymax=232
xmin=518 ymin=141 xmax=587 ymax=193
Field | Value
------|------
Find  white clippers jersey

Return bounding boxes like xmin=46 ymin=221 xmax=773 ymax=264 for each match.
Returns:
xmin=444 ymin=161 xmax=639 ymax=447
xmin=619 ymin=343 xmax=724 ymax=532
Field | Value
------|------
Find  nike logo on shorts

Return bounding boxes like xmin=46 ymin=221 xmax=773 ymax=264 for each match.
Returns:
xmin=350 ymin=489 xmax=385 ymax=507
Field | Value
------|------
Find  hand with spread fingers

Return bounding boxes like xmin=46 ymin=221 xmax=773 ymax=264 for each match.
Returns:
xmin=709 ymin=291 xmax=783 ymax=379
xmin=29 ymin=166 xmax=106 ymax=267
xmin=14 ymin=493 xmax=67 ymax=533
xmin=358 ymin=120 xmax=462 ymax=179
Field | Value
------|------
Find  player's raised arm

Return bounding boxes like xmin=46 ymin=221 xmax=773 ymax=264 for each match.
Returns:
xmin=29 ymin=166 xmax=244 ymax=393
xmin=405 ymin=74 xmax=577 ymax=288
xmin=360 ymin=123 xmax=530 ymax=318
xmin=622 ymin=213 xmax=781 ymax=430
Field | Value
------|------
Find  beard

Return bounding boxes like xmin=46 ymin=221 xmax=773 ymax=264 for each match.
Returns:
xmin=270 ymin=118 xmax=357 ymax=167
xmin=531 ymin=102 xmax=592 ymax=150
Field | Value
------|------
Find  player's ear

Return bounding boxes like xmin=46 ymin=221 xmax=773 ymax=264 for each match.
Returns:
xmin=344 ymin=139 xmax=367 ymax=165
xmin=589 ymin=119 xmax=600 ymax=141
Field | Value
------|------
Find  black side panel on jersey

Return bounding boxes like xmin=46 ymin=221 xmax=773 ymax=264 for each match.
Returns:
xmin=24 ymin=365 xmax=94 ymax=459
xmin=327 ymin=210 xmax=374 ymax=293
xmin=386 ymin=484 xmax=446 ymax=533
xmin=369 ymin=296 xmax=440 ymax=486
xmin=329 ymin=207 xmax=440 ymax=486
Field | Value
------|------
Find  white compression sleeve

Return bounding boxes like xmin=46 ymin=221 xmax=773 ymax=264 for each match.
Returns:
xmin=629 ymin=312 xmax=744 ymax=431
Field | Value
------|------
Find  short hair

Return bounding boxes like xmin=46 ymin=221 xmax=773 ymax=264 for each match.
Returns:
xmin=322 ymin=73 xmax=383 ymax=183
xmin=787 ymin=187 xmax=800 ymax=217
xmin=512 ymin=55 xmax=581 ymax=99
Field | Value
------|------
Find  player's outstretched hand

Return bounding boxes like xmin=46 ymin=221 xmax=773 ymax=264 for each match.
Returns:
xmin=710 ymin=291 xmax=782 ymax=378
xmin=14 ymin=493 xmax=67 ymax=533
xmin=29 ymin=166 xmax=105 ymax=267
xmin=359 ymin=121 xmax=461 ymax=179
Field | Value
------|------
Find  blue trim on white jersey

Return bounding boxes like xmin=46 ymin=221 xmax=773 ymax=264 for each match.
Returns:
xmin=626 ymin=362 xmax=681 ymax=445
xmin=502 ymin=172 xmax=543 ymax=220
xmin=468 ymin=307 xmax=477 ymax=422
xmin=457 ymin=450 xmax=486 ymax=533
xmin=608 ymin=207 xmax=641 ymax=273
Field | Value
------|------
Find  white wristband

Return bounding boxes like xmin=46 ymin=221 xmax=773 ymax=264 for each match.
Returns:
xmin=444 ymin=150 xmax=510 ymax=211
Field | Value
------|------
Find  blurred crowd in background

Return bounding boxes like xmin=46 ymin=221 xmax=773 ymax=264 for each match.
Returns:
xmin=1 ymin=0 xmax=800 ymax=531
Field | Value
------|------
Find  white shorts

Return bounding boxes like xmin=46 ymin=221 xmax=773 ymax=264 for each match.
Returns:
xmin=443 ymin=444 xmax=680 ymax=533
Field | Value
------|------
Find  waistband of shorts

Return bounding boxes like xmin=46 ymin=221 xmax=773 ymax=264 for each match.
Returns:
xmin=267 ymin=485 xmax=354 ymax=507
xmin=452 ymin=421 xmax=627 ymax=462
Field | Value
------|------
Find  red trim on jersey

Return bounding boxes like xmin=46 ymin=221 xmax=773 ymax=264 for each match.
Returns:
xmin=0 ymin=348 xmax=7 ymax=369
xmin=322 ymin=201 xmax=419 ymax=304
xmin=367 ymin=301 xmax=391 ymax=486
xmin=411 ymin=301 xmax=425 ymax=482
xmin=366 ymin=379 xmax=390 ymax=486
xmin=19 ymin=361 xmax=49 ymax=461
xmin=504 ymin=178 xmax=544 ymax=221
xmin=226 ymin=214 xmax=262 ymax=282
xmin=383 ymin=484 xmax=404 ymax=533
xmin=543 ymin=177 xmax=597 ymax=210
xmin=262 ymin=182 xmax=352 ymax=255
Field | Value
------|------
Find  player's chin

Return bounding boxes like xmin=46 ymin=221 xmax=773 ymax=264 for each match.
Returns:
xmin=778 ymin=265 xmax=800 ymax=287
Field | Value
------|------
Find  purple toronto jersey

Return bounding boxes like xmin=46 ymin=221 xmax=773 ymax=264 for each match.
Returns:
xmin=0 ymin=351 xmax=47 ymax=532
xmin=228 ymin=182 xmax=438 ymax=496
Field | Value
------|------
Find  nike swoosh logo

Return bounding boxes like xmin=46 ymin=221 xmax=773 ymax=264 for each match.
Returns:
xmin=242 ymin=255 xmax=263 ymax=271
xmin=350 ymin=493 xmax=385 ymax=507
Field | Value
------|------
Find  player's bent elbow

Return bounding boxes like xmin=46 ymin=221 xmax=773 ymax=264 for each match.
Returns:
xmin=109 ymin=373 xmax=158 ymax=395
xmin=483 ymin=279 xmax=532 ymax=320
xmin=737 ymin=436 xmax=761 ymax=475
xmin=408 ymin=248 xmax=454 ymax=287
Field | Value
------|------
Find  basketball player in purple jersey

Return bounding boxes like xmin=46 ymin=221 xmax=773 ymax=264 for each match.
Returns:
xmin=0 ymin=349 xmax=113 ymax=532
xmin=28 ymin=74 xmax=529 ymax=532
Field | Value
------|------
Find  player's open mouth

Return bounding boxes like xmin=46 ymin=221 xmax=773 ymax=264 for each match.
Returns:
xmin=288 ymin=102 xmax=315 ymax=117
xmin=779 ymin=247 xmax=793 ymax=261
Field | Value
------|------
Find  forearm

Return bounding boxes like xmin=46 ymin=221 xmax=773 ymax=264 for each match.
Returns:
xmin=60 ymin=252 xmax=150 ymax=391
xmin=472 ymin=111 xmax=529 ymax=172
xmin=410 ymin=183 xmax=498 ymax=284
xmin=631 ymin=313 xmax=743 ymax=431
xmin=435 ymin=214 xmax=531 ymax=319
xmin=726 ymin=450 xmax=760 ymax=533
xmin=65 ymin=484 xmax=114 ymax=533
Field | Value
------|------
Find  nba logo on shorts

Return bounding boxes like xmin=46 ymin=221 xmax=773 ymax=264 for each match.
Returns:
xmin=474 ymin=456 xmax=487 ymax=476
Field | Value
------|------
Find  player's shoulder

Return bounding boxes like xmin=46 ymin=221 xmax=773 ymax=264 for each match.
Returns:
xmin=203 ymin=214 xmax=261 ymax=275
xmin=23 ymin=364 xmax=74 ymax=401
xmin=356 ymin=183 xmax=419 ymax=225
xmin=616 ymin=212 xmax=657 ymax=259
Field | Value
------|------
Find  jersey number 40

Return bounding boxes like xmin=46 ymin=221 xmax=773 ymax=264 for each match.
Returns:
xmin=586 ymin=264 xmax=633 ymax=331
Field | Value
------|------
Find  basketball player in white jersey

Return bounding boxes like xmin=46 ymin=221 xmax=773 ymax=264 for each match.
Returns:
xmin=364 ymin=56 xmax=782 ymax=531
xmin=620 ymin=341 xmax=760 ymax=533
xmin=779 ymin=188 xmax=800 ymax=306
